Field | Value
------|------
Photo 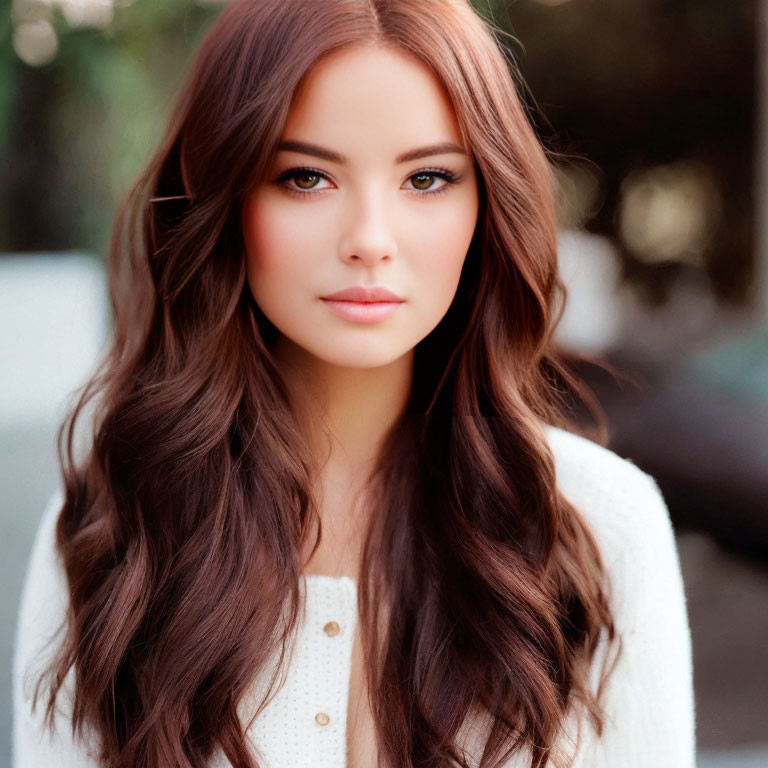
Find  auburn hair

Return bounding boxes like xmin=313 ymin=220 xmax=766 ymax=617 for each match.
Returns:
xmin=33 ymin=1 xmax=618 ymax=766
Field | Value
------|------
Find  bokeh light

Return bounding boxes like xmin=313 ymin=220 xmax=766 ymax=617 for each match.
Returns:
xmin=619 ymin=161 xmax=722 ymax=267
xmin=12 ymin=18 xmax=59 ymax=67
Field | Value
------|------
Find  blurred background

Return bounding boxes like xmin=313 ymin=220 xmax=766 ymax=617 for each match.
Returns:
xmin=1 ymin=0 xmax=765 ymax=766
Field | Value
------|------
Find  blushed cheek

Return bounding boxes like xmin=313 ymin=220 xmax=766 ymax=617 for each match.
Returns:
xmin=243 ymin=198 xmax=300 ymax=300
xmin=243 ymin=195 xmax=332 ymax=293
xmin=243 ymin=198 xmax=281 ymax=267
xmin=413 ymin=207 xmax=476 ymax=300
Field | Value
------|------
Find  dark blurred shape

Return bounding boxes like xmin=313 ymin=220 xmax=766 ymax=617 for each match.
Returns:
xmin=566 ymin=337 xmax=768 ymax=567
xmin=501 ymin=0 xmax=754 ymax=306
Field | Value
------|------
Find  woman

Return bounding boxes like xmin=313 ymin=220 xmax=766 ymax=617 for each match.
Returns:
xmin=13 ymin=1 xmax=695 ymax=767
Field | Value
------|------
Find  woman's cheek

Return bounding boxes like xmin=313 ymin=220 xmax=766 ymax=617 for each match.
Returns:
xmin=244 ymin=197 xmax=314 ymax=297
xmin=415 ymin=205 xmax=474 ymax=277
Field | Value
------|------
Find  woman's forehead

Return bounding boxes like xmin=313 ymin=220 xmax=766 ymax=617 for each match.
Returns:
xmin=280 ymin=44 xmax=465 ymax=161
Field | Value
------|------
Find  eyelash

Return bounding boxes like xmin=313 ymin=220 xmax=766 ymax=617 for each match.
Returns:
xmin=273 ymin=166 xmax=461 ymax=198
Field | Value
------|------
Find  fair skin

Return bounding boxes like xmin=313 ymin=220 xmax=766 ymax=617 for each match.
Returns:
xmin=241 ymin=43 xmax=479 ymax=578
xmin=241 ymin=43 xmax=479 ymax=766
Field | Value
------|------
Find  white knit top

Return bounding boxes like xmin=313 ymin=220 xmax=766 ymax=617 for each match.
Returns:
xmin=12 ymin=425 xmax=696 ymax=767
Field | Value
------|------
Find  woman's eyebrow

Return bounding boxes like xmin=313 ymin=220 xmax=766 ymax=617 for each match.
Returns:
xmin=275 ymin=140 xmax=467 ymax=164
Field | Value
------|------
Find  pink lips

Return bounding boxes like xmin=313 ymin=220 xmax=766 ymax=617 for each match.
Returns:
xmin=320 ymin=285 xmax=405 ymax=324
xmin=321 ymin=285 xmax=403 ymax=302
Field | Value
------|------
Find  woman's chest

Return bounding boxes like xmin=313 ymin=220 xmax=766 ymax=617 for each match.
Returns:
xmin=345 ymin=620 xmax=379 ymax=768
xmin=219 ymin=579 xmax=540 ymax=768
xmin=228 ymin=576 xmax=370 ymax=768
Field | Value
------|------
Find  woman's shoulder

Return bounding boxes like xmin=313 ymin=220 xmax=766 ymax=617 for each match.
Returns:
xmin=543 ymin=423 xmax=668 ymax=524
xmin=541 ymin=423 xmax=676 ymax=583
xmin=13 ymin=487 xmax=106 ymax=766
xmin=541 ymin=427 xmax=696 ymax=766
xmin=14 ymin=487 xmax=68 ymax=691
xmin=15 ymin=487 xmax=68 ymax=662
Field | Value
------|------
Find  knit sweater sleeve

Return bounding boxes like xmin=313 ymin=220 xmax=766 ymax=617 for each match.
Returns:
xmin=547 ymin=427 xmax=696 ymax=768
xmin=12 ymin=488 xmax=103 ymax=768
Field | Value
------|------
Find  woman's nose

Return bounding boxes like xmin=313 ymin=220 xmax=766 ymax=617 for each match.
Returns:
xmin=337 ymin=191 xmax=398 ymax=266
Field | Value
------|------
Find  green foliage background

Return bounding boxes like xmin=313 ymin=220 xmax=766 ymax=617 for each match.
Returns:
xmin=1 ymin=0 xmax=223 ymax=256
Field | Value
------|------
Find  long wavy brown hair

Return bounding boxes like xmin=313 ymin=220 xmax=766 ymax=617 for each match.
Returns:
xmin=32 ymin=1 xmax=619 ymax=766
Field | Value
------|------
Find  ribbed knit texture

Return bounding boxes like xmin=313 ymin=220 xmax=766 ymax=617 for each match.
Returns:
xmin=12 ymin=425 xmax=696 ymax=767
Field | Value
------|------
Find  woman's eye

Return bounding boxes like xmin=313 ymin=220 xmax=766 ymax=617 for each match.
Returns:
xmin=407 ymin=172 xmax=445 ymax=192
xmin=280 ymin=169 xmax=331 ymax=194
xmin=274 ymin=167 xmax=459 ymax=197
xmin=405 ymin=169 xmax=459 ymax=196
xmin=294 ymin=171 xmax=324 ymax=190
xmin=271 ymin=167 xmax=333 ymax=197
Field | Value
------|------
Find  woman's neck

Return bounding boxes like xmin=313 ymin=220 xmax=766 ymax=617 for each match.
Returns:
xmin=273 ymin=333 xmax=413 ymax=473
xmin=273 ymin=334 xmax=413 ymax=578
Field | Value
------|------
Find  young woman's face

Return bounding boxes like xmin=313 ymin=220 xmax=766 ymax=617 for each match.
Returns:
xmin=241 ymin=44 xmax=479 ymax=370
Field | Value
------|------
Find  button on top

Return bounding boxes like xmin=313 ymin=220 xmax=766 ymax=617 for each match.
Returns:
xmin=323 ymin=621 xmax=340 ymax=636
xmin=315 ymin=712 xmax=330 ymax=726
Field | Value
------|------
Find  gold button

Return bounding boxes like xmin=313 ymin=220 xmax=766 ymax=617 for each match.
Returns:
xmin=323 ymin=621 xmax=340 ymax=637
xmin=315 ymin=712 xmax=330 ymax=726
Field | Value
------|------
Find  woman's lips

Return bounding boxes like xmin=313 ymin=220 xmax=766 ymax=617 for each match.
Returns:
xmin=321 ymin=285 xmax=403 ymax=302
xmin=320 ymin=284 xmax=405 ymax=324
xmin=320 ymin=298 xmax=403 ymax=324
